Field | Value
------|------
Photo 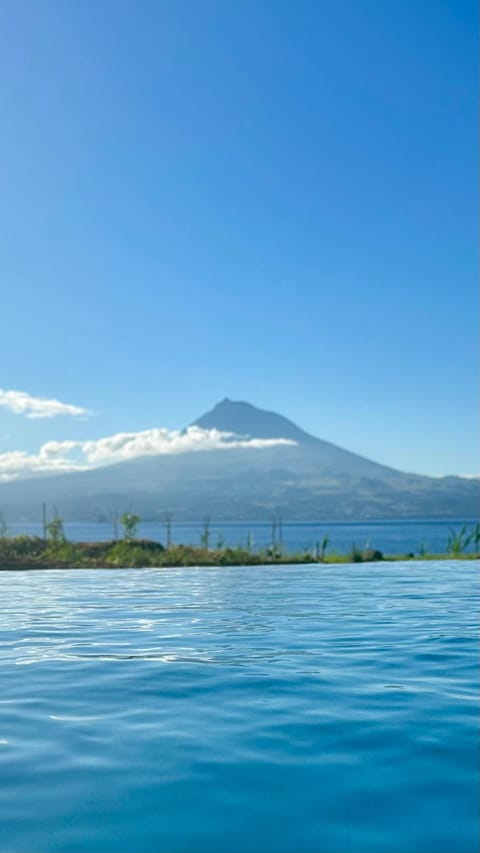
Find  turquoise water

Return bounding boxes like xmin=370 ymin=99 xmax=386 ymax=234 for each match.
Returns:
xmin=0 ymin=563 xmax=478 ymax=853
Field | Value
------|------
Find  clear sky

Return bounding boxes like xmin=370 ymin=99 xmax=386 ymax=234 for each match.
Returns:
xmin=0 ymin=0 xmax=477 ymax=477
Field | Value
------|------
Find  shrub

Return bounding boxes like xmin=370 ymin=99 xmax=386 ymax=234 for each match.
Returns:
xmin=120 ymin=513 xmax=141 ymax=542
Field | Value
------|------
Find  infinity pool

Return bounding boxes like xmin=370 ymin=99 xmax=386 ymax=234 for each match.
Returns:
xmin=0 ymin=563 xmax=478 ymax=852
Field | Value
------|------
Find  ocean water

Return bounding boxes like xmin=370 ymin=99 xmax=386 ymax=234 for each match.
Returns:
xmin=8 ymin=517 xmax=479 ymax=555
xmin=0 ymin=562 xmax=478 ymax=853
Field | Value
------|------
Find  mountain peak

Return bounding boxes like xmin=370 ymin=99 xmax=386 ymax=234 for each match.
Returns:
xmin=191 ymin=399 xmax=315 ymax=444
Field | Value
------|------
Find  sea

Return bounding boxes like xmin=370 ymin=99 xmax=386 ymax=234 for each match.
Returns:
xmin=7 ymin=517 xmax=479 ymax=555
xmin=0 ymin=561 xmax=478 ymax=852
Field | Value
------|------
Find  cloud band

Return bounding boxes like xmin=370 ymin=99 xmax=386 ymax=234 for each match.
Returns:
xmin=0 ymin=426 xmax=296 ymax=481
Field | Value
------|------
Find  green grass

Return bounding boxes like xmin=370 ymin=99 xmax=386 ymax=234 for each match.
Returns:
xmin=0 ymin=535 xmax=478 ymax=570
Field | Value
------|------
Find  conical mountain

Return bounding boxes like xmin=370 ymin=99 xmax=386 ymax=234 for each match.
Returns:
xmin=192 ymin=398 xmax=398 ymax=478
xmin=192 ymin=398 xmax=316 ymax=444
xmin=0 ymin=399 xmax=477 ymax=521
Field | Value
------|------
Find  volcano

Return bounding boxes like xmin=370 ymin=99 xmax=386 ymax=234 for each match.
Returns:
xmin=0 ymin=399 xmax=478 ymax=521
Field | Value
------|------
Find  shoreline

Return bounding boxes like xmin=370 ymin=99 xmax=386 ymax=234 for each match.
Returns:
xmin=0 ymin=537 xmax=478 ymax=570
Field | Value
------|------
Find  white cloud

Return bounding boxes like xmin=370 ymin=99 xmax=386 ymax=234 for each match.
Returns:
xmin=0 ymin=426 xmax=296 ymax=481
xmin=0 ymin=388 xmax=91 ymax=419
xmin=431 ymin=473 xmax=480 ymax=479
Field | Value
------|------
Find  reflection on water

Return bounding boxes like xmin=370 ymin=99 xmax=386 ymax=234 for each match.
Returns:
xmin=0 ymin=562 xmax=479 ymax=853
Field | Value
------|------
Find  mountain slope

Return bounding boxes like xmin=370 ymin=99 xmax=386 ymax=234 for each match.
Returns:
xmin=192 ymin=399 xmax=401 ymax=479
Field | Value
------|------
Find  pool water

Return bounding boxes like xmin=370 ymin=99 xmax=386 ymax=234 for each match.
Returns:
xmin=0 ymin=563 xmax=478 ymax=852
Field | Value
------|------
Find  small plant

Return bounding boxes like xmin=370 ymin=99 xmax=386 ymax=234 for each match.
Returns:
xmin=270 ymin=512 xmax=284 ymax=556
xmin=446 ymin=525 xmax=470 ymax=556
xmin=246 ymin=531 xmax=253 ymax=553
xmin=120 ymin=512 xmax=141 ymax=542
xmin=349 ymin=542 xmax=363 ymax=563
xmin=200 ymin=515 xmax=211 ymax=550
xmin=216 ymin=533 xmax=225 ymax=550
xmin=271 ymin=515 xmax=278 ymax=550
xmin=46 ymin=515 xmax=65 ymax=545
xmin=469 ymin=523 xmax=480 ymax=553
xmin=320 ymin=535 xmax=330 ymax=561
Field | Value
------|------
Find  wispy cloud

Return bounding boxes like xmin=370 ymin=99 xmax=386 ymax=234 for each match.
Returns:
xmin=0 ymin=426 xmax=295 ymax=481
xmin=0 ymin=389 xmax=91 ymax=419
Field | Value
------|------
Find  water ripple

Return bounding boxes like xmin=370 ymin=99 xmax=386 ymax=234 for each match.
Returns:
xmin=0 ymin=562 xmax=478 ymax=853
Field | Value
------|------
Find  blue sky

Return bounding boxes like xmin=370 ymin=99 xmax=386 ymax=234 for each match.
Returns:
xmin=0 ymin=0 xmax=477 ymax=477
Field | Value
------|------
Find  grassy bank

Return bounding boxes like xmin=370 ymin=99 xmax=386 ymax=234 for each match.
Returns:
xmin=0 ymin=535 xmax=478 ymax=569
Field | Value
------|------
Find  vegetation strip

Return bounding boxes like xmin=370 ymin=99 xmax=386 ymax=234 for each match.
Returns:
xmin=0 ymin=517 xmax=478 ymax=570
